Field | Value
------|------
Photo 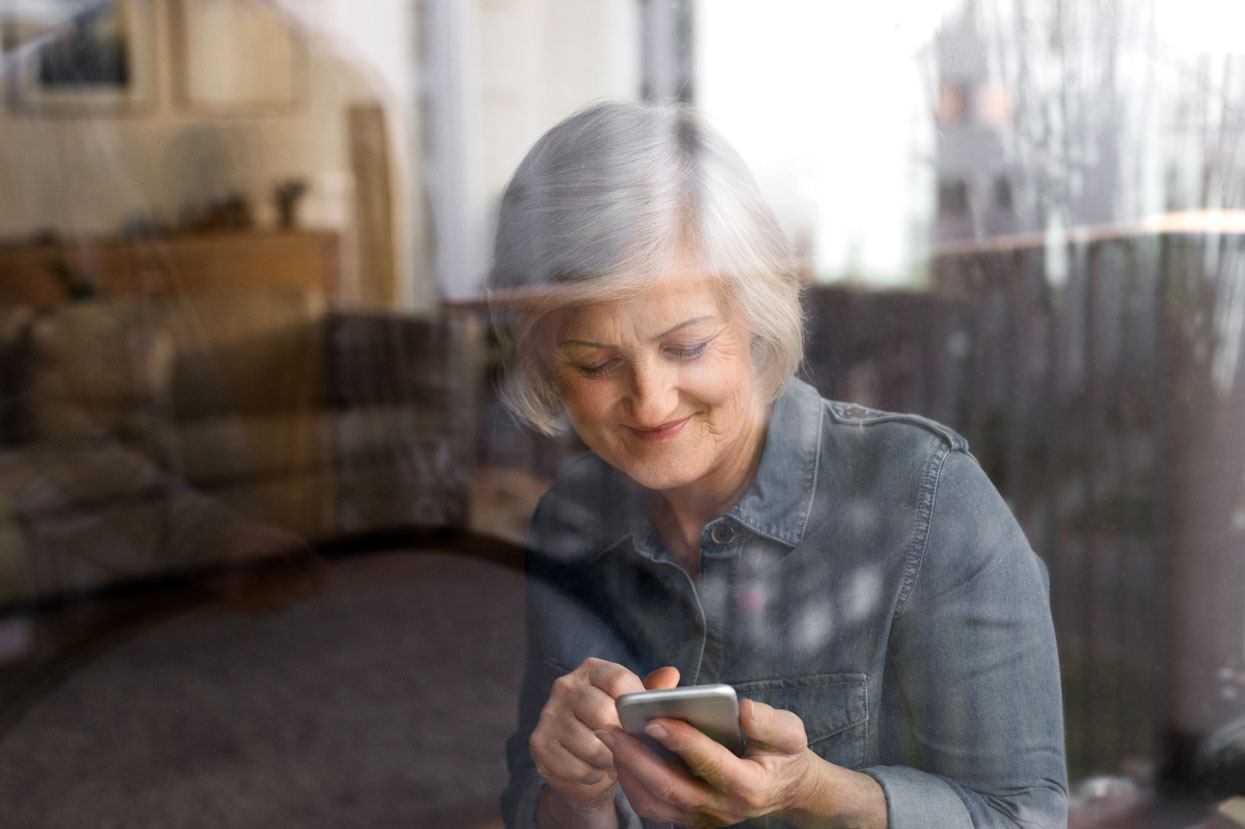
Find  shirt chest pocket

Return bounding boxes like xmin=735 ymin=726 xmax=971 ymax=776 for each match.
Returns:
xmin=733 ymin=673 xmax=868 ymax=769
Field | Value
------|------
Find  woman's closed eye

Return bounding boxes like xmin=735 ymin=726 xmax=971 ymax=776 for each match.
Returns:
xmin=666 ymin=341 xmax=708 ymax=361
xmin=575 ymin=342 xmax=706 ymax=378
xmin=578 ymin=357 xmax=620 ymax=378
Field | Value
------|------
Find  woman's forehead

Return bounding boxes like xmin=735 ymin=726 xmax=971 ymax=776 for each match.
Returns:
xmin=556 ymin=273 xmax=729 ymax=336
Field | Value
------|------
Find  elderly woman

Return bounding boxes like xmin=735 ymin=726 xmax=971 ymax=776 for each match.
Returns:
xmin=494 ymin=100 xmax=1067 ymax=829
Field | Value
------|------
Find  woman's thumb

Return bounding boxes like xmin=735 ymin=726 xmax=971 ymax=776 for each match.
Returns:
xmin=642 ymin=665 xmax=680 ymax=690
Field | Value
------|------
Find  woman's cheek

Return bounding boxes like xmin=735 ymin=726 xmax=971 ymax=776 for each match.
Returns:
xmin=561 ymin=375 xmax=618 ymax=424
xmin=682 ymin=351 xmax=749 ymax=401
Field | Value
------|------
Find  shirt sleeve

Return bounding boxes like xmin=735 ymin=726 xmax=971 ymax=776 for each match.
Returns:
xmin=500 ymin=500 xmax=649 ymax=829
xmin=500 ymin=518 xmax=561 ymax=827
xmin=861 ymin=448 xmax=1069 ymax=828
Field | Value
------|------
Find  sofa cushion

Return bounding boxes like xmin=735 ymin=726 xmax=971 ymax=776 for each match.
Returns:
xmin=207 ymin=469 xmax=336 ymax=543
xmin=0 ymin=306 xmax=35 ymax=445
xmin=18 ymin=496 xmax=166 ymax=598
xmin=330 ymin=406 xmax=452 ymax=461
xmin=334 ymin=463 xmax=463 ymax=535
xmin=20 ymin=301 xmax=173 ymax=444
xmin=0 ymin=489 xmax=30 ymax=607
xmin=0 ymin=306 xmax=33 ymax=344
xmin=170 ymin=412 xmax=334 ymax=486
xmin=0 ymin=440 xmax=167 ymax=517
xmin=161 ymin=287 xmax=325 ymax=419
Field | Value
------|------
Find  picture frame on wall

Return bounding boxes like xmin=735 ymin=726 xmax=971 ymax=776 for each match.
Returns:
xmin=171 ymin=0 xmax=304 ymax=113
xmin=1 ymin=0 xmax=156 ymax=116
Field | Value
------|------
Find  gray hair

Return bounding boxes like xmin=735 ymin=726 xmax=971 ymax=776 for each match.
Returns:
xmin=489 ymin=99 xmax=803 ymax=435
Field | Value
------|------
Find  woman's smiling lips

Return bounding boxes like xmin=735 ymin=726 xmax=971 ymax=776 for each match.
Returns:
xmin=626 ymin=417 xmax=690 ymax=442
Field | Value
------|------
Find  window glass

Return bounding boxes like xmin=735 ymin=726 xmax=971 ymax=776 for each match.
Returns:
xmin=0 ymin=1 xmax=1241 ymax=824
xmin=698 ymin=0 xmax=1245 ymax=793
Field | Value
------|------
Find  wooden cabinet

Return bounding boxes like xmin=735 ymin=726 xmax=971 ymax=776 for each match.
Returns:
xmin=0 ymin=231 xmax=340 ymax=308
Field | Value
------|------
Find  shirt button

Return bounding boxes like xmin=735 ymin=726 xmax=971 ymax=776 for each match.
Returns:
xmin=710 ymin=522 xmax=735 ymax=544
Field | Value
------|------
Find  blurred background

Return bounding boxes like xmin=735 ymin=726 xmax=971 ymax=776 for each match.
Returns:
xmin=0 ymin=0 xmax=1242 ymax=826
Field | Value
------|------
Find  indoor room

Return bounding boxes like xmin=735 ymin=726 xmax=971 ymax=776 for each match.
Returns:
xmin=1 ymin=1 xmax=1242 ymax=826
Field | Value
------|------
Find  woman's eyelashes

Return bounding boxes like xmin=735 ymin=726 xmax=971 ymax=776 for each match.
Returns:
xmin=666 ymin=341 xmax=708 ymax=361
xmin=578 ymin=358 xmax=619 ymax=378
xmin=575 ymin=341 xmax=709 ymax=378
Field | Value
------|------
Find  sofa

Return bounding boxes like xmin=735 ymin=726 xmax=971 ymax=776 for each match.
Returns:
xmin=0 ymin=286 xmax=480 ymax=607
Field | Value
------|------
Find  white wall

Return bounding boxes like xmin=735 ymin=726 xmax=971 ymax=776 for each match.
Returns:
xmin=279 ymin=0 xmax=429 ymax=309
xmin=0 ymin=0 xmax=427 ymax=308
xmin=0 ymin=0 xmax=640 ymax=307
xmin=432 ymin=0 xmax=638 ymax=300
xmin=476 ymin=0 xmax=639 ymax=202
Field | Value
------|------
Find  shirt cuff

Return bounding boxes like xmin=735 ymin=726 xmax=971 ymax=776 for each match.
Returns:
xmin=508 ymin=778 xmax=646 ymax=829
xmin=860 ymin=765 xmax=973 ymax=829
xmin=509 ymin=775 xmax=544 ymax=829
xmin=613 ymin=787 xmax=648 ymax=828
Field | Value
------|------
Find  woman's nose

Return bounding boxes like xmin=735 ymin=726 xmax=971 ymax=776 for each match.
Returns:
xmin=628 ymin=361 xmax=678 ymax=425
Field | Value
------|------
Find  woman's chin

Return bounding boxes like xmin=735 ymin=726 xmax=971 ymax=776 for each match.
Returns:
xmin=615 ymin=458 xmax=701 ymax=492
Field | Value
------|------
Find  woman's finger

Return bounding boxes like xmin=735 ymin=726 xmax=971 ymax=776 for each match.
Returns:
xmin=642 ymin=717 xmax=746 ymax=793
xmin=603 ymin=728 xmax=708 ymax=825
xmin=569 ymin=681 xmax=631 ymax=731
xmin=559 ymin=716 xmax=618 ymax=770
xmin=532 ymin=695 xmax=616 ymax=771
xmin=583 ymin=658 xmax=647 ymax=700
xmin=740 ymin=698 xmax=808 ymax=755
xmin=533 ymin=732 xmax=614 ymax=786
xmin=643 ymin=665 xmax=680 ymax=690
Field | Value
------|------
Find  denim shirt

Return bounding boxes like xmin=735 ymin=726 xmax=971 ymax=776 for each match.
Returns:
xmin=502 ymin=378 xmax=1068 ymax=828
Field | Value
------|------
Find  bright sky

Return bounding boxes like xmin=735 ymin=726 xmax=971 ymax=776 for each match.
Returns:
xmin=695 ymin=0 xmax=1236 ymax=285
xmin=1153 ymin=0 xmax=1245 ymax=54
xmin=696 ymin=0 xmax=965 ymax=285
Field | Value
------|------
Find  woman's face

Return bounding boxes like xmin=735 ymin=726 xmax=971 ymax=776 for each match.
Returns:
xmin=551 ymin=270 xmax=768 ymax=495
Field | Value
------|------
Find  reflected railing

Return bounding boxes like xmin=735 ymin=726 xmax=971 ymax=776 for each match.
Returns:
xmin=801 ymin=212 xmax=1245 ymax=784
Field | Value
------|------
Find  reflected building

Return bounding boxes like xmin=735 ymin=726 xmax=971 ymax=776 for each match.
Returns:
xmin=930 ymin=0 xmax=1156 ymax=247
xmin=928 ymin=0 xmax=1245 ymax=789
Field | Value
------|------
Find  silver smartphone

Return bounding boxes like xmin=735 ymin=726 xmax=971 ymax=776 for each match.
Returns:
xmin=616 ymin=684 xmax=745 ymax=755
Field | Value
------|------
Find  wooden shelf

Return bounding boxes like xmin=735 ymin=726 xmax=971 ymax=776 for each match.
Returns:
xmin=0 ymin=230 xmax=340 ymax=309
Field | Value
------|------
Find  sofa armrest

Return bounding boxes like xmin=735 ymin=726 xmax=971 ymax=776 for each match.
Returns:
xmin=324 ymin=309 xmax=483 ymax=534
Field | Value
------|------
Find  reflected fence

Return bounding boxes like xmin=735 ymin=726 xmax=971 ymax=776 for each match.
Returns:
xmin=800 ymin=221 xmax=1245 ymax=783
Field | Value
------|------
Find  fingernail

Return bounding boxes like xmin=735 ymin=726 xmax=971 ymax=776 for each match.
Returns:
xmin=644 ymin=722 xmax=668 ymax=741
xmin=595 ymin=729 xmax=615 ymax=748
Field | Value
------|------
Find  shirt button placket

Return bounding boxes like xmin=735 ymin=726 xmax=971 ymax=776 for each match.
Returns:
xmin=697 ymin=520 xmax=738 ymax=684
xmin=710 ymin=521 xmax=735 ymax=545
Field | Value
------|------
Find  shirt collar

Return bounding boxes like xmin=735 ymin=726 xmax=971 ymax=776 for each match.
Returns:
xmin=725 ymin=376 xmax=823 ymax=548
xmin=620 ymin=376 xmax=823 ymax=560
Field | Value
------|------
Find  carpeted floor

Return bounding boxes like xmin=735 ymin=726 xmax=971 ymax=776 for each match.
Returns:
xmin=0 ymin=550 xmax=526 ymax=828
xmin=3 ymin=543 xmax=1234 ymax=829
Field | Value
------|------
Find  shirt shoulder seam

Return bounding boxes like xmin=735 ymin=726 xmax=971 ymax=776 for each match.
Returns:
xmin=797 ymin=400 xmax=827 ymax=539
xmin=892 ymin=441 xmax=957 ymax=626
xmin=825 ymin=402 xmax=968 ymax=452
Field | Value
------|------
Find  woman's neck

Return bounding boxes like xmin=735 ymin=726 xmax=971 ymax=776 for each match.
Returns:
xmin=646 ymin=406 xmax=770 ymax=576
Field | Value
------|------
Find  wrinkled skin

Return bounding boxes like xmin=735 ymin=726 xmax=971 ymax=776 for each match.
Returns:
xmin=601 ymin=693 xmax=824 ymax=827
xmin=531 ymin=659 xmax=680 ymax=821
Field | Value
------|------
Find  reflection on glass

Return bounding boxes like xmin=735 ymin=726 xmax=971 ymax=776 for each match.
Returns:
xmin=0 ymin=0 xmax=1238 ymax=825
xmin=698 ymin=0 xmax=1245 ymax=805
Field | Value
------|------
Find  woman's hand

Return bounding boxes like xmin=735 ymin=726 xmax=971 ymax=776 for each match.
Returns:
xmin=531 ymin=658 xmax=680 ymax=825
xmin=600 ymin=697 xmax=886 ymax=828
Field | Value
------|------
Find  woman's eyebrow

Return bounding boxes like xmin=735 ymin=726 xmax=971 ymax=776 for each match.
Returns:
xmin=650 ymin=315 xmax=715 ymax=341
xmin=557 ymin=316 xmax=716 ymax=349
